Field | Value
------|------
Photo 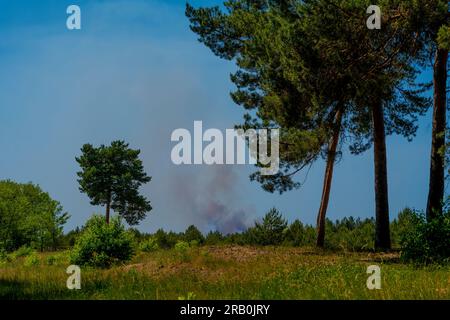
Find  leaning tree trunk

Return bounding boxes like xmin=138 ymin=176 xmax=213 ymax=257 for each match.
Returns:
xmin=316 ymin=106 xmax=344 ymax=247
xmin=426 ymin=48 xmax=448 ymax=221
xmin=372 ymin=99 xmax=391 ymax=251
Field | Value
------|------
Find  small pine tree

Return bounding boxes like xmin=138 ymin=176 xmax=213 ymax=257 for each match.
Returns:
xmin=183 ymin=225 xmax=205 ymax=244
xmin=247 ymin=208 xmax=288 ymax=246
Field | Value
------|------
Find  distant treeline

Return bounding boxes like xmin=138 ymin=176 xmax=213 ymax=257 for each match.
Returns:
xmin=61 ymin=208 xmax=416 ymax=253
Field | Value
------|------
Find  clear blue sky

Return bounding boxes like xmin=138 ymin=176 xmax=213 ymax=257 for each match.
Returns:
xmin=0 ymin=0 xmax=437 ymax=233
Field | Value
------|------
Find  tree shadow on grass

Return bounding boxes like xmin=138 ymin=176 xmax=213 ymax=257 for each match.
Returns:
xmin=0 ymin=279 xmax=80 ymax=300
xmin=0 ymin=279 xmax=37 ymax=300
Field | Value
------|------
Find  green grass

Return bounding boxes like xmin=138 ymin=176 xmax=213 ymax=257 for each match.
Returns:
xmin=0 ymin=246 xmax=449 ymax=300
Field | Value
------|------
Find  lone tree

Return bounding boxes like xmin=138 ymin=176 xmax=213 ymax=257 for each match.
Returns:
xmin=76 ymin=140 xmax=152 ymax=225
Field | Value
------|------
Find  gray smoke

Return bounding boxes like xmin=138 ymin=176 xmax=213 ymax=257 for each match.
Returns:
xmin=171 ymin=166 xmax=254 ymax=234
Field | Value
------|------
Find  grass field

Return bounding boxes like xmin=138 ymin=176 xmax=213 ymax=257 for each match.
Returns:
xmin=1 ymin=246 xmax=449 ymax=300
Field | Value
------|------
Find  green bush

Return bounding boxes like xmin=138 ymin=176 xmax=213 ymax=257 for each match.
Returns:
xmin=325 ymin=217 xmax=375 ymax=251
xmin=189 ymin=240 xmax=199 ymax=247
xmin=204 ymin=231 xmax=224 ymax=245
xmin=154 ymin=229 xmax=178 ymax=249
xmin=45 ymin=254 xmax=65 ymax=266
xmin=139 ymin=237 xmax=159 ymax=252
xmin=70 ymin=215 xmax=135 ymax=268
xmin=391 ymin=208 xmax=417 ymax=248
xmin=12 ymin=246 xmax=34 ymax=258
xmin=283 ymin=220 xmax=316 ymax=247
xmin=183 ymin=225 xmax=205 ymax=244
xmin=0 ymin=248 xmax=8 ymax=265
xmin=174 ymin=241 xmax=191 ymax=262
xmin=24 ymin=252 xmax=40 ymax=267
xmin=245 ymin=208 xmax=288 ymax=246
xmin=175 ymin=241 xmax=190 ymax=252
xmin=400 ymin=209 xmax=450 ymax=264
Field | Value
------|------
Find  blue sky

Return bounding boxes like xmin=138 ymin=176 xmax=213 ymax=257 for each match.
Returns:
xmin=0 ymin=0 xmax=436 ymax=233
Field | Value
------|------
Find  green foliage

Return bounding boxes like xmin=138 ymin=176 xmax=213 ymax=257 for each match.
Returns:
xmin=70 ymin=215 xmax=135 ymax=268
xmin=154 ymin=229 xmax=179 ymax=249
xmin=45 ymin=252 xmax=69 ymax=266
xmin=204 ymin=231 xmax=224 ymax=245
xmin=400 ymin=209 xmax=450 ymax=264
xmin=12 ymin=246 xmax=34 ymax=258
xmin=325 ymin=218 xmax=375 ymax=252
xmin=178 ymin=292 xmax=197 ymax=300
xmin=76 ymin=140 xmax=152 ymax=225
xmin=186 ymin=0 xmax=430 ymax=194
xmin=0 ymin=180 xmax=69 ymax=252
xmin=437 ymin=23 xmax=450 ymax=50
xmin=174 ymin=241 xmax=191 ymax=262
xmin=2 ymin=247 xmax=450 ymax=299
xmin=0 ymin=248 xmax=8 ymax=265
xmin=245 ymin=208 xmax=288 ymax=246
xmin=139 ymin=237 xmax=159 ymax=252
xmin=189 ymin=240 xmax=200 ymax=247
xmin=46 ymin=255 xmax=57 ymax=266
xmin=60 ymin=227 xmax=82 ymax=247
xmin=24 ymin=252 xmax=40 ymax=267
xmin=174 ymin=241 xmax=190 ymax=253
xmin=183 ymin=225 xmax=205 ymax=244
xmin=391 ymin=208 xmax=418 ymax=248
xmin=283 ymin=220 xmax=316 ymax=247
xmin=186 ymin=0 xmax=434 ymax=251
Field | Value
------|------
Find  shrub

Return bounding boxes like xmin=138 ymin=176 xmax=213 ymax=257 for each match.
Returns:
xmin=175 ymin=241 xmax=190 ymax=252
xmin=391 ymin=208 xmax=417 ymax=248
xmin=0 ymin=248 xmax=7 ymax=260
xmin=204 ymin=231 xmax=224 ymax=245
xmin=174 ymin=241 xmax=191 ymax=262
xmin=139 ymin=237 xmax=159 ymax=252
xmin=46 ymin=253 xmax=69 ymax=266
xmin=245 ymin=208 xmax=288 ymax=246
xmin=46 ymin=255 xmax=57 ymax=265
xmin=12 ymin=246 xmax=34 ymax=258
xmin=154 ymin=229 xmax=178 ymax=249
xmin=400 ymin=209 xmax=450 ymax=264
xmin=189 ymin=240 xmax=199 ymax=247
xmin=284 ymin=220 xmax=316 ymax=247
xmin=324 ymin=217 xmax=375 ymax=251
xmin=183 ymin=225 xmax=205 ymax=244
xmin=24 ymin=252 xmax=40 ymax=267
xmin=178 ymin=292 xmax=197 ymax=300
xmin=0 ymin=248 xmax=8 ymax=265
xmin=70 ymin=215 xmax=135 ymax=268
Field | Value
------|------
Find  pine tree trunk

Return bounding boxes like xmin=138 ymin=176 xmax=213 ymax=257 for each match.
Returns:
xmin=426 ymin=48 xmax=448 ymax=221
xmin=372 ymin=99 xmax=391 ymax=251
xmin=106 ymin=200 xmax=111 ymax=225
xmin=316 ymin=106 xmax=344 ymax=247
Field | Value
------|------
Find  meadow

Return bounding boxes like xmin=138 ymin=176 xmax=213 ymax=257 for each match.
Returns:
xmin=1 ymin=246 xmax=449 ymax=300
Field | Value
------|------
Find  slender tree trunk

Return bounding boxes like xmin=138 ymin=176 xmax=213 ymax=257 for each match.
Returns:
xmin=316 ymin=106 xmax=344 ymax=247
xmin=426 ymin=48 xmax=448 ymax=221
xmin=52 ymin=231 xmax=56 ymax=251
xmin=106 ymin=199 xmax=111 ymax=225
xmin=372 ymin=99 xmax=391 ymax=251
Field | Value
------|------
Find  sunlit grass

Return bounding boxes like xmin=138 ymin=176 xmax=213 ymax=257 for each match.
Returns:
xmin=1 ymin=246 xmax=449 ymax=300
